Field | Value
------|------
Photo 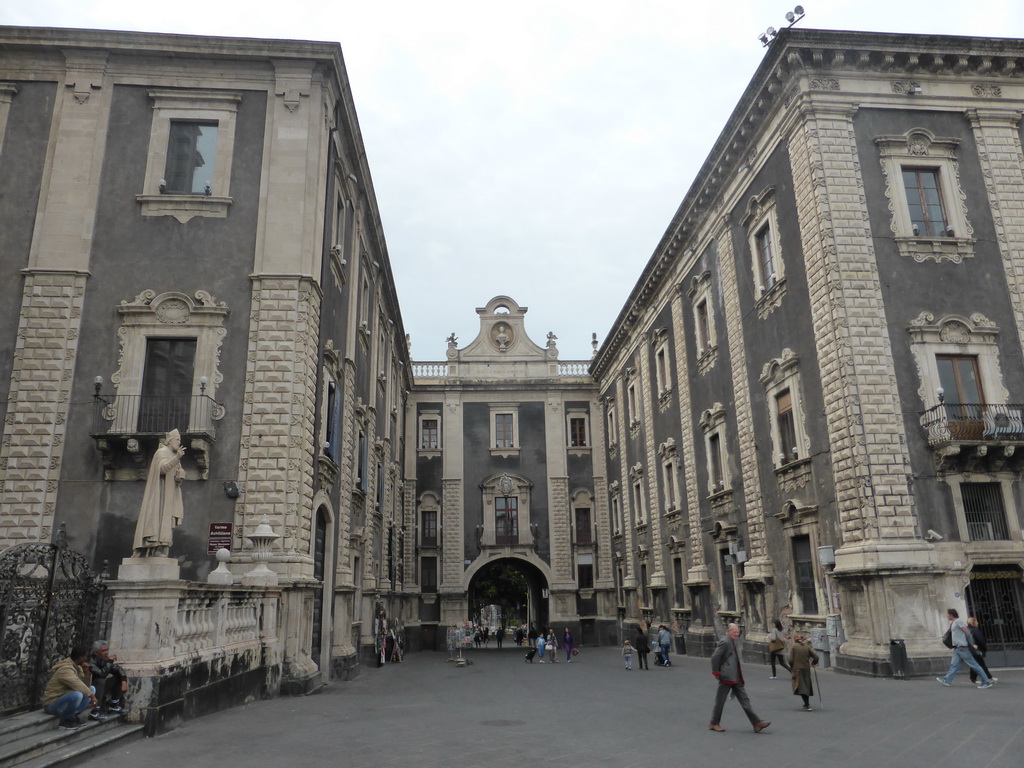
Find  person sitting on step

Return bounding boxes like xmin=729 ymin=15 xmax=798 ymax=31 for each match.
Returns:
xmin=89 ymin=640 xmax=128 ymax=719
xmin=41 ymin=645 xmax=97 ymax=731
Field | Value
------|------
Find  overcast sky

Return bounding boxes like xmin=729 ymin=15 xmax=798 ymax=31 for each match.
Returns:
xmin=4 ymin=2 xmax=1024 ymax=360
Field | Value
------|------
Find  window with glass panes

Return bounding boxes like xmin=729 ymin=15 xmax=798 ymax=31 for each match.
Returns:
xmin=708 ymin=433 xmax=724 ymax=489
xmin=696 ymin=299 xmax=711 ymax=352
xmin=421 ymin=418 xmax=439 ymax=450
xmin=421 ymin=557 xmax=437 ymax=593
xmin=902 ymin=167 xmax=948 ymax=237
xmin=720 ymin=549 xmax=736 ymax=611
xmin=575 ymin=507 xmax=592 ymax=544
xmin=421 ymin=509 xmax=437 ymax=546
xmin=495 ymin=496 xmax=519 ymax=544
xmin=673 ymin=558 xmax=685 ymax=607
xmin=577 ymin=553 xmax=594 ymax=589
xmin=937 ymin=354 xmax=983 ymax=404
xmin=755 ymin=223 xmax=777 ymax=288
xmin=570 ymin=416 xmax=587 ymax=447
xmin=165 ymin=121 xmax=218 ymax=194
xmin=139 ymin=338 xmax=196 ymax=433
xmin=792 ymin=535 xmax=819 ymax=614
xmin=495 ymin=413 xmax=514 ymax=448
xmin=776 ymin=389 xmax=798 ymax=463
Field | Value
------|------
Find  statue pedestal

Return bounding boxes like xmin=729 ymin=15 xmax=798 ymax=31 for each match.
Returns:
xmin=118 ymin=556 xmax=180 ymax=581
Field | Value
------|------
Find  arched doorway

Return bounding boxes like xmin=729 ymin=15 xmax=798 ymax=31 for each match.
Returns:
xmin=468 ymin=558 xmax=548 ymax=637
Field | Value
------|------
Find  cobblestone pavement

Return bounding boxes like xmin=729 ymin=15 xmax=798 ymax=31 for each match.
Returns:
xmin=83 ymin=646 xmax=1023 ymax=768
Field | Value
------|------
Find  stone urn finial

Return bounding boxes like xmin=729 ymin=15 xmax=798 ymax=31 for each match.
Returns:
xmin=242 ymin=517 xmax=279 ymax=586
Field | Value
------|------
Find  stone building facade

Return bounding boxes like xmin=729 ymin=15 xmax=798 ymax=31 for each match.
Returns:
xmin=0 ymin=26 xmax=411 ymax=712
xmin=593 ymin=28 xmax=1024 ymax=675
xmin=4 ymin=22 xmax=1024 ymax=709
xmin=408 ymin=297 xmax=613 ymax=647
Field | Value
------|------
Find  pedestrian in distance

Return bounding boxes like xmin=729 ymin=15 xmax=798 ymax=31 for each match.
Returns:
xmin=536 ymin=632 xmax=547 ymax=663
xmin=937 ymin=608 xmax=994 ymax=688
xmin=496 ymin=626 xmax=505 ymax=649
xmin=623 ymin=640 xmax=634 ymax=670
xmin=657 ymin=624 xmax=672 ymax=667
xmin=966 ymin=617 xmax=996 ymax=684
xmin=709 ymin=623 xmax=771 ymax=734
xmin=547 ymin=629 xmax=558 ymax=663
xmin=768 ymin=619 xmax=791 ymax=679
xmin=788 ymin=632 xmax=818 ymax=711
xmin=563 ymin=628 xmax=575 ymax=662
xmin=634 ymin=627 xmax=650 ymax=670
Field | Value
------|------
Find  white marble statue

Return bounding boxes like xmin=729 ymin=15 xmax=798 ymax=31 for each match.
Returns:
xmin=132 ymin=429 xmax=186 ymax=557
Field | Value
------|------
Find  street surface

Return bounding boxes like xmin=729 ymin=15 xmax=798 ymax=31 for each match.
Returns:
xmin=83 ymin=645 xmax=1023 ymax=768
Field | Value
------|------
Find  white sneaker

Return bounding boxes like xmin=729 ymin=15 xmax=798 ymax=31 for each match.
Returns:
xmin=769 ymin=675 xmax=777 ymax=680
xmin=936 ymin=677 xmax=951 ymax=686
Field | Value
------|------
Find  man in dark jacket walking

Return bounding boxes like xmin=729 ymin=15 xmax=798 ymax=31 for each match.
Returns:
xmin=709 ymin=623 xmax=770 ymax=733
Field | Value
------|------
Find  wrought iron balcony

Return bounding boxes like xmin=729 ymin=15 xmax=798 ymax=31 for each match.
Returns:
xmin=920 ymin=403 xmax=1024 ymax=471
xmin=91 ymin=393 xmax=224 ymax=480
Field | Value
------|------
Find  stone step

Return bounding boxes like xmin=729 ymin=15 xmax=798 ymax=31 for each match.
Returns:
xmin=9 ymin=723 xmax=143 ymax=768
xmin=0 ymin=713 xmax=140 ymax=768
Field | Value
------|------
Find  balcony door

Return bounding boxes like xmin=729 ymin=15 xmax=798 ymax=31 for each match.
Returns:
xmin=937 ymin=354 xmax=984 ymax=439
xmin=138 ymin=338 xmax=196 ymax=433
xmin=495 ymin=496 xmax=519 ymax=546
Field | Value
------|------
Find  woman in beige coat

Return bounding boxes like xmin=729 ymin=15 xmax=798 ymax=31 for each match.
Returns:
xmin=788 ymin=633 xmax=819 ymax=711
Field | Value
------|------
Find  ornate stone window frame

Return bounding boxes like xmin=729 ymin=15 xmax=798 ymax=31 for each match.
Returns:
xmin=651 ymin=327 xmax=673 ymax=404
xmin=658 ymin=438 xmax=681 ymax=515
xmin=610 ymin=481 xmax=623 ymax=537
xmin=110 ymin=290 xmax=228 ymax=433
xmin=943 ymin=473 xmax=1022 ymax=546
xmin=687 ymin=271 xmax=718 ymax=374
xmin=566 ymin=408 xmax=591 ymax=454
xmin=742 ymin=186 xmax=786 ymax=317
xmin=908 ymin=312 xmax=1006 ymax=410
xmin=759 ymin=349 xmax=811 ymax=469
xmin=571 ymin=488 xmax=596 ymax=550
xmin=605 ymin=397 xmax=618 ymax=449
xmin=699 ymin=403 xmax=731 ymax=496
xmin=772 ymin=501 xmax=826 ymax=618
xmin=629 ymin=463 xmax=647 ymax=527
xmin=418 ymin=491 xmax=440 ymax=549
xmin=489 ymin=403 xmax=520 ymax=457
xmin=480 ymin=472 xmax=534 ymax=547
xmin=418 ymin=409 xmax=442 ymax=457
xmin=876 ymin=128 xmax=976 ymax=263
xmin=137 ymin=90 xmax=240 ymax=222
xmin=625 ymin=365 xmax=641 ymax=434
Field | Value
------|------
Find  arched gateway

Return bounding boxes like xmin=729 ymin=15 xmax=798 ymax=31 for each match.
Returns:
xmin=408 ymin=297 xmax=617 ymax=651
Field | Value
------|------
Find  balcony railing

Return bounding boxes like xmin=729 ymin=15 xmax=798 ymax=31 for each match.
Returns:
xmin=920 ymin=403 xmax=1024 ymax=446
xmin=93 ymin=393 xmax=223 ymax=439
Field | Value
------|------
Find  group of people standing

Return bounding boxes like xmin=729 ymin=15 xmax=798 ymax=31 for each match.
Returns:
xmin=525 ymin=628 xmax=576 ymax=663
xmin=623 ymin=624 xmax=673 ymax=670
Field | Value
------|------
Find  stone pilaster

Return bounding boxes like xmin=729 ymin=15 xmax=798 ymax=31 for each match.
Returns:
xmin=638 ymin=336 xmax=666 ymax=586
xmin=0 ymin=271 xmax=88 ymax=546
xmin=669 ymin=289 xmax=708 ymax=582
xmin=716 ymin=220 xmax=772 ymax=581
xmin=441 ymin=478 xmax=463 ymax=588
xmin=236 ymin=276 xmax=321 ymax=576
xmin=787 ymin=100 xmax=919 ymax=552
xmin=966 ymin=108 xmax=1024 ymax=346
xmin=548 ymin=475 xmax=572 ymax=582
xmin=335 ymin=358 xmax=357 ymax=585
xmin=614 ymin=375 xmax=636 ymax=586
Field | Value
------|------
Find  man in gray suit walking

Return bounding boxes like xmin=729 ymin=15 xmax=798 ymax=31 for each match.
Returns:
xmin=709 ymin=623 xmax=771 ymax=733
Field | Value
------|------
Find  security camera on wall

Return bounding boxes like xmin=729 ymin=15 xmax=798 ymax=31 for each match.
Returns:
xmin=925 ymin=529 xmax=944 ymax=542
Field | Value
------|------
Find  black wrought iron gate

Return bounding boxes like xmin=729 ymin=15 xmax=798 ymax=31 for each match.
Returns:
xmin=966 ymin=565 xmax=1024 ymax=668
xmin=0 ymin=526 xmax=109 ymax=713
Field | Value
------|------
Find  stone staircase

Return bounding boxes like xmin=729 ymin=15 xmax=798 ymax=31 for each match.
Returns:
xmin=0 ymin=711 xmax=143 ymax=768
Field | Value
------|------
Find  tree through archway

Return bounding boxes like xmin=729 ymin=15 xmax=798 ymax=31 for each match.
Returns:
xmin=468 ymin=559 xmax=546 ymax=632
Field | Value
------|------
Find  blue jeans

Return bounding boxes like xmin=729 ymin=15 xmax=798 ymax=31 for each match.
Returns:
xmin=942 ymin=646 xmax=989 ymax=684
xmin=44 ymin=686 xmax=95 ymax=722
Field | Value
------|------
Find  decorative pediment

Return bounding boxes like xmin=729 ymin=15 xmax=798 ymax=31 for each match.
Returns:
xmin=740 ymin=186 xmax=776 ymax=228
xmin=759 ymin=348 xmax=800 ymax=387
xmin=699 ymin=402 xmax=727 ymax=432
xmin=658 ymin=437 xmax=678 ymax=458
xmin=907 ymin=312 xmax=998 ymax=345
xmin=687 ymin=270 xmax=712 ymax=299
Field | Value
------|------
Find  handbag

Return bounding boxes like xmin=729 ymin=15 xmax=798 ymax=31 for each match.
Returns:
xmin=571 ymin=647 xmax=580 ymax=656
xmin=942 ymin=628 xmax=953 ymax=649
xmin=768 ymin=638 xmax=785 ymax=653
